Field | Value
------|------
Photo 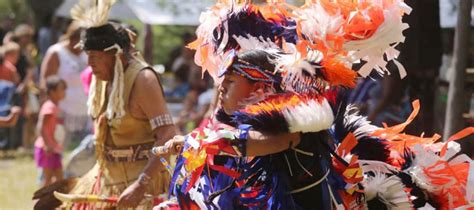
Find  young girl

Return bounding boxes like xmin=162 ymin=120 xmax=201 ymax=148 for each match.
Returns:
xmin=34 ymin=76 xmax=66 ymax=187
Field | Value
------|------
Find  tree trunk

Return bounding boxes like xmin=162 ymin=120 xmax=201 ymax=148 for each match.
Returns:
xmin=144 ymin=24 xmax=154 ymax=64
xmin=443 ymin=0 xmax=472 ymax=140
xmin=27 ymin=0 xmax=63 ymax=27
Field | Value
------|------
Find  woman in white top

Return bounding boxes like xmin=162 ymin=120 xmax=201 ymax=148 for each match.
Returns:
xmin=40 ymin=21 xmax=89 ymax=143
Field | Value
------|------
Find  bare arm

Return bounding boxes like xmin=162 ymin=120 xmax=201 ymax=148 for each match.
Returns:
xmin=133 ymin=69 xmax=178 ymax=145
xmin=16 ymin=67 xmax=33 ymax=94
xmin=0 ymin=107 xmax=21 ymax=127
xmin=136 ymin=70 xmax=177 ymax=177
xmin=118 ymin=69 xmax=178 ymax=207
xmin=40 ymin=50 xmax=59 ymax=91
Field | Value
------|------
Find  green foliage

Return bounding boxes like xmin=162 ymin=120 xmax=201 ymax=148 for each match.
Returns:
xmin=126 ymin=20 xmax=195 ymax=66
xmin=151 ymin=25 xmax=195 ymax=65
xmin=0 ymin=0 xmax=34 ymax=24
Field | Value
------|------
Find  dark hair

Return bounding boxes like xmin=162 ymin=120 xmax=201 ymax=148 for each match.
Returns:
xmin=237 ymin=50 xmax=276 ymax=72
xmin=83 ymin=22 xmax=131 ymax=53
xmin=122 ymin=23 xmax=139 ymax=37
xmin=182 ymin=32 xmax=195 ymax=43
xmin=46 ymin=75 xmax=66 ymax=94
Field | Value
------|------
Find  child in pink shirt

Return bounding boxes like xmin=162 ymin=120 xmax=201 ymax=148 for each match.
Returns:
xmin=34 ymin=76 xmax=67 ymax=187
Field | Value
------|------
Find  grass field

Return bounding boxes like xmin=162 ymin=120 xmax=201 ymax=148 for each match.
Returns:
xmin=0 ymin=154 xmax=38 ymax=210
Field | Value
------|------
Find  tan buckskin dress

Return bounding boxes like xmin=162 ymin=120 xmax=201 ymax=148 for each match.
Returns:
xmin=69 ymin=57 xmax=170 ymax=210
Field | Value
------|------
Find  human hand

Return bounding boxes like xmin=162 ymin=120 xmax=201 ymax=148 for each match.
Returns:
xmin=53 ymin=145 xmax=63 ymax=154
xmin=165 ymin=135 xmax=184 ymax=154
xmin=153 ymin=135 xmax=185 ymax=156
xmin=117 ymin=181 xmax=147 ymax=208
xmin=44 ymin=146 xmax=54 ymax=154
xmin=10 ymin=106 xmax=22 ymax=115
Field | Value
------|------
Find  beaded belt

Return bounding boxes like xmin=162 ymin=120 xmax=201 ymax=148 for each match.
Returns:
xmin=104 ymin=142 xmax=154 ymax=162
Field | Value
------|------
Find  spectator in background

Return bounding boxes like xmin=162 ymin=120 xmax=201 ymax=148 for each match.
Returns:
xmin=8 ymin=24 xmax=38 ymax=152
xmin=0 ymin=80 xmax=16 ymax=153
xmin=40 ymin=21 xmax=89 ymax=145
xmin=11 ymin=24 xmax=35 ymax=87
xmin=166 ymin=33 xmax=200 ymax=101
xmin=175 ymin=73 xmax=213 ymax=133
xmin=171 ymin=33 xmax=199 ymax=84
xmin=0 ymin=42 xmax=21 ymax=84
xmin=34 ymin=76 xmax=67 ymax=187
xmin=0 ymin=15 xmax=14 ymax=44
xmin=37 ymin=15 xmax=63 ymax=60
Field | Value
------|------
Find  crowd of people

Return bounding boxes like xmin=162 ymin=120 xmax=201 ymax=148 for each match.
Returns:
xmin=0 ymin=21 xmax=42 ymax=155
xmin=0 ymin=20 xmax=214 ymax=146
xmin=0 ymin=15 xmax=215 ymax=191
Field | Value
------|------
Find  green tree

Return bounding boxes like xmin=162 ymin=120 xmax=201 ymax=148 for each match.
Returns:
xmin=0 ymin=0 xmax=34 ymax=24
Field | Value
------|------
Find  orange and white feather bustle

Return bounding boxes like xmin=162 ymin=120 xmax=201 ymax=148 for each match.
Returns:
xmin=332 ymin=100 xmax=474 ymax=208
xmin=406 ymin=141 xmax=474 ymax=209
xmin=364 ymin=101 xmax=473 ymax=209
xmin=363 ymin=117 xmax=473 ymax=208
xmin=189 ymin=0 xmax=414 ymax=93
xmin=293 ymin=0 xmax=411 ymax=78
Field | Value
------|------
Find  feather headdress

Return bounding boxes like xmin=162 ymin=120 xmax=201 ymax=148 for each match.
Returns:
xmin=190 ymin=0 xmax=410 ymax=133
xmin=71 ymin=0 xmax=116 ymax=28
xmin=188 ymin=1 xmax=297 ymax=81
xmin=190 ymin=0 xmax=412 ymax=92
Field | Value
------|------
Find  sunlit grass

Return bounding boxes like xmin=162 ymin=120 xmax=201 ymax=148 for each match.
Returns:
xmin=0 ymin=154 xmax=39 ymax=210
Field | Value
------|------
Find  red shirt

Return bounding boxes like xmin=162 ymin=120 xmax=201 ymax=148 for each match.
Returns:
xmin=0 ymin=61 xmax=17 ymax=83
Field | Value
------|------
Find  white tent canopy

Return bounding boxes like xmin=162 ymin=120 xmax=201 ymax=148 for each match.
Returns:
xmin=55 ymin=0 xmax=302 ymax=26
xmin=439 ymin=0 xmax=474 ymax=28
xmin=55 ymin=0 xmax=214 ymax=26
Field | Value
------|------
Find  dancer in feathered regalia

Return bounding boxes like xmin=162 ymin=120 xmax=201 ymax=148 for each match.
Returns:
xmin=153 ymin=0 xmax=474 ymax=209
xmin=33 ymin=0 xmax=176 ymax=209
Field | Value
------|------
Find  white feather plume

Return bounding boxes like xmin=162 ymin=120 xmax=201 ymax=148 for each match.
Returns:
xmin=359 ymin=160 xmax=399 ymax=175
xmin=343 ymin=104 xmax=380 ymax=138
xmin=71 ymin=0 xmax=117 ymax=28
xmin=233 ymin=35 xmax=280 ymax=51
xmin=295 ymin=3 xmax=345 ymax=49
xmin=283 ymin=98 xmax=334 ymax=133
xmin=273 ymin=45 xmax=330 ymax=93
xmin=363 ymin=173 xmax=412 ymax=209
